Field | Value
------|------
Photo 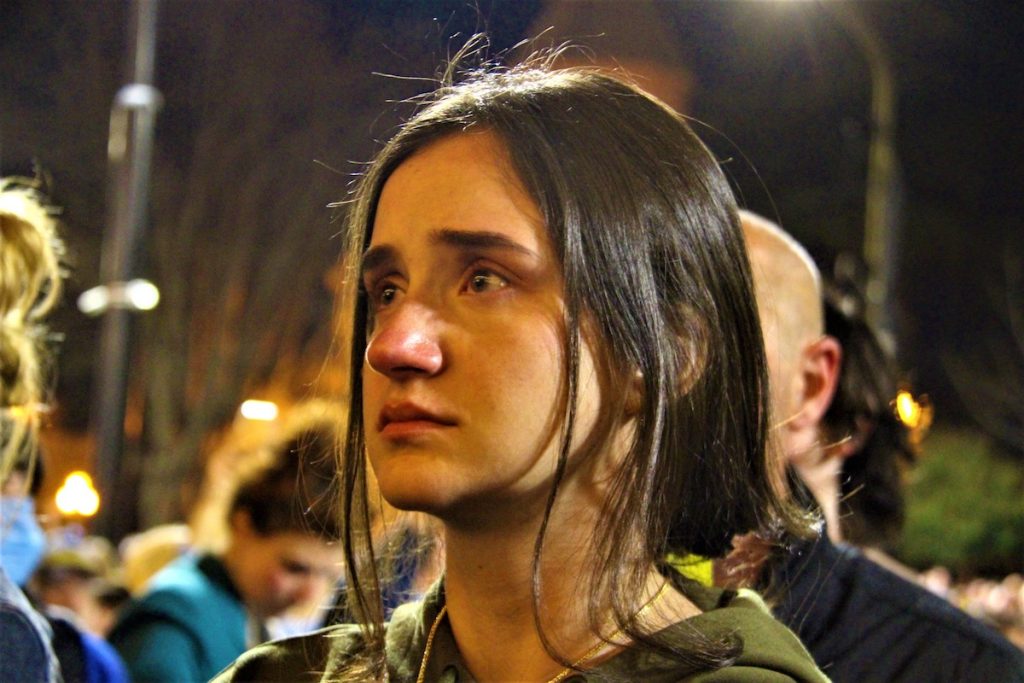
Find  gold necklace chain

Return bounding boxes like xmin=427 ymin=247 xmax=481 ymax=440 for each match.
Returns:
xmin=415 ymin=603 xmax=449 ymax=683
xmin=415 ymin=582 xmax=669 ymax=683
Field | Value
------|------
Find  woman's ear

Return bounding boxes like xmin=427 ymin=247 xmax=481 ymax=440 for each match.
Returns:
xmin=624 ymin=369 xmax=644 ymax=417
xmin=677 ymin=313 xmax=710 ymax=397
xmin=617 ymin=312 xmax=708 ymax=418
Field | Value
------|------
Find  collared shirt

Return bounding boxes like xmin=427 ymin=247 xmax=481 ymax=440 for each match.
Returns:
xmin=216 ymin=577 xmax=828 ymax=682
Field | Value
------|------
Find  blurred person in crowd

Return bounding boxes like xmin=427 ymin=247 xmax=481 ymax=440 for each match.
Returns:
xmin=1 ymin=178 xmax=130 ymax=683
xmin=109 ymin=412 xmax=342 ymax=682
xmin=994 ymin=573 xmax=1024 ymax=648
xmin=30 ymin=548 xmax=129 ymax=638
xmin=739 ymin=210 xmax=1024 ymax=680
xmin=1 ymin=178 xmax=66 ymax=683
xmin=118 ymin=522 xmax=192 ymax=595
xmin=1 ymin=443 xmax=49 ymax=589
xmin=818 ymin=257 xmax=925 ymax=578
xmin=30 ymin=547 xmax=130 ymax=683
xmin=218 ymin=62 xmax=826 ymax=682
xmin=952 ymin=574 xmax=1024 ymax=649
xmin=922 ymin=565 xmax=954 ymax=599
xmin=90 ymin=582 xmax=131 ymax=638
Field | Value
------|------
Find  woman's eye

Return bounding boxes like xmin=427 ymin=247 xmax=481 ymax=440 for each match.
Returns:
xmin=466 ymin=270 xmax=508 ymax=293
xmin=369 ymin=283 xmax=399 ymax=309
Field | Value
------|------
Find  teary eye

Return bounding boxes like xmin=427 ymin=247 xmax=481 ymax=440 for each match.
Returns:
xmin=379 ymin=285 xmax=398 ymax=305
xmin=466 ymin=269 xmax=508 ymax=293
xmin=367 ymin=280 xmax=400 ymax=310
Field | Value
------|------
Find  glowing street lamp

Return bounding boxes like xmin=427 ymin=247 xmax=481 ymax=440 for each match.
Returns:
xmin=823 ymin=2 xmax=899 ymax=347
xmin=894 ymin=389 xmax=933 ymax=444
xmin=55 ymin=471 xmax=101 ymax=517
xmin=77 ymin=278 xmax=161 ymax=316
xmin=895 ymin=390 xmax=923 ymax=428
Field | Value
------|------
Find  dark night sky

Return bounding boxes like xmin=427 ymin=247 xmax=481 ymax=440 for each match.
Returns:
xmin=1 ymin=0 xmax=1022 ymax=448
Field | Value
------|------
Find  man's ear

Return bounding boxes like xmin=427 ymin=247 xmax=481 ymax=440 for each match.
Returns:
xmin=790 ymin=335 xmax=842 ymax=432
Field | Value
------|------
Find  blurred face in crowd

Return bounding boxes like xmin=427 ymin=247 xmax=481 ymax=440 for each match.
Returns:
xmin=229 ymin=515 xmax=340 ymax=619
xmin=1 ymin=469 xmax=28 ymax=495
xmin=361 ymin=130 xmax=606 ymax=524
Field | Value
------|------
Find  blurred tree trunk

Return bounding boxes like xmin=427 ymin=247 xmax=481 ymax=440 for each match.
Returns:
xmin=134 ymin=0 xmax=353 ymax=527
xmin=2 ymin=0 xmax=458 ymax=533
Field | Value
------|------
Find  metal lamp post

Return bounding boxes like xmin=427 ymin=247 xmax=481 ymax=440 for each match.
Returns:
xmin=825 ymin=1 xmax=901 ymax=351
xmin=87 ymin=0 xmax=162 ymax=541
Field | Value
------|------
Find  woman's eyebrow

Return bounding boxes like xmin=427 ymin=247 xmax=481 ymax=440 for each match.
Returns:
xmin=361 ymin=228 xmax=539 ymax=276
xmin=432 ymin=228 xmax=539 ymax=259
xmin=360 ymin=244 xmax=398 ymax=277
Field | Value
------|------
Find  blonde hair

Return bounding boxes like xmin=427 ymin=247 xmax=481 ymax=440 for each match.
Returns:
xmin=1 ymin=178 xmax=63 ymax=486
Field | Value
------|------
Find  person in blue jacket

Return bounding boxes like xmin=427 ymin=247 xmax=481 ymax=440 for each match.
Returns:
xmin=110 ymin=418 xmax=342 ymax=682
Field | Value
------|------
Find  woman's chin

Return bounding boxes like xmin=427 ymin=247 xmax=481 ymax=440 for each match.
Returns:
xmin=376 ymin=472 xmax=453 ymax=516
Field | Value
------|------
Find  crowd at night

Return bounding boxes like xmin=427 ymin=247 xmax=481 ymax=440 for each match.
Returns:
xmin=2 ymin=1 xmax=1021 ymax=681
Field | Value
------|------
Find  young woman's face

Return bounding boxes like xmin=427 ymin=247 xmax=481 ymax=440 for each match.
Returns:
xmin=361 ymin=131 xmax=605 ymax=523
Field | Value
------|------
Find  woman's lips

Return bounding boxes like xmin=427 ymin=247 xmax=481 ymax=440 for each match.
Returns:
xmin=377 ymin=402 xmax=456 ymax=438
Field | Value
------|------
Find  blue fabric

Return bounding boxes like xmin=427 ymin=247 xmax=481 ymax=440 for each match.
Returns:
xmin=110 ymin=553 xmax=249 ymax=682
xmin=48 ymin=608 xmax=130 ymax=683
xmin=0 ymin=496 xmax=47 ymax=586
xmin=80 ymin=627 xmax=130 ymax=683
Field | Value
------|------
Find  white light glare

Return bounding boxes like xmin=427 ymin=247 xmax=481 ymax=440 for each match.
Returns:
xmin=126 ymin=279 xmax=160 ymax=311
xmin=77 ymin=286 xmax=109 ymax=316
xmin=239 ymin=400 xmax=279 ymax=422
xmin=77 ymin=279 xmax=161 ymax=316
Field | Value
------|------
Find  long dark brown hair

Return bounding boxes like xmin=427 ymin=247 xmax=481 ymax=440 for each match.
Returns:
xmin=823 ymin=273 xmax=917 ymax=550
xmin=335 ymin=59 xmax=811 ymax=678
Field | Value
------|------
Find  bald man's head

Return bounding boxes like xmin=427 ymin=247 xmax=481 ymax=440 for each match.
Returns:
xmin=741 ymin=211 xmax=825 ymax=421
xmin=741 ymin=211 xmax=845 ymax=536
xmin=742 ymin=211 xmax=823 ymax=352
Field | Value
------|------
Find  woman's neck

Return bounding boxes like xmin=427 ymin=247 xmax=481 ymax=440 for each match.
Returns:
xmin=436 ymin=494 xmax=699 ymax=682
xmin=441 ymin=507 xmax=597 ymax=681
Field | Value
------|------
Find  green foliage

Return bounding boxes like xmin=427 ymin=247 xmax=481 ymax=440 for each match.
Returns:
xmin=899 ymin=427 xmax=1024 ymax=576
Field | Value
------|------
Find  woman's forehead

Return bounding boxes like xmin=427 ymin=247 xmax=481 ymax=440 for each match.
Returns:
xmin=369 ymin=132 xmax=549 ymax=256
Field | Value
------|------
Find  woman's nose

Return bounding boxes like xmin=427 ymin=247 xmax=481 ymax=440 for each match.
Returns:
xmin=364 ymin=302 xmax=443 ymax=378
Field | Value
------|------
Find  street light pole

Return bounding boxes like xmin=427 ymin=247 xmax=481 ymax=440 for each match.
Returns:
xmin=90 ymin=0 xmax=162 ymax=541
xmin=824 ymin=2 xmax=901 ymax=352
